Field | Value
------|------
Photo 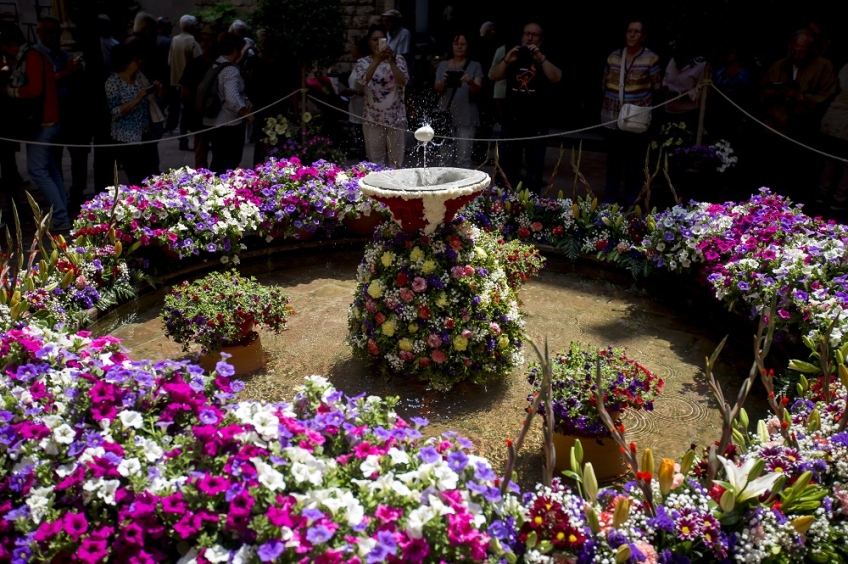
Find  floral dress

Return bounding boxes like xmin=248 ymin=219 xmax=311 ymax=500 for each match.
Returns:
xmin=352 ymin=55 xmax=409 ymax=128
xmin=105 ymin=72 xmax=150 ymax=143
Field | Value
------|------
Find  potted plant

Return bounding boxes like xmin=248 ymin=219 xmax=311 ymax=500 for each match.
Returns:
xmin=160 ymin=270 xmax=291 ymax=374
xmin=527 ymin=341 xmax=663 ymax=481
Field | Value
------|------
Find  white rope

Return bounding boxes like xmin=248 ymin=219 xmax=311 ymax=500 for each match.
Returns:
xmin=306 ymin=88 xmax=701 ymax=141
xmin=707 ymin=82 xmax=848 ymax=164
xmin=0 ymin=89 xmax=305 ymax=148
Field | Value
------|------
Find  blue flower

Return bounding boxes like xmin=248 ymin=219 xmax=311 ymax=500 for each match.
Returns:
xmin=419 ymin=445 xmax=441 ymax=464
xmin=306 ymin=524 xmax=333 ymax=544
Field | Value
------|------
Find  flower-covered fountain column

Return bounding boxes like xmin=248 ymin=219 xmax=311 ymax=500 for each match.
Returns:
xmin=347 ymin=167 xmax=544 ymax=390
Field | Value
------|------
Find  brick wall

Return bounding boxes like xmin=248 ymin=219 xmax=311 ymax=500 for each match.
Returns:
xmin=337 ymin=0 xmax=393 ymax=72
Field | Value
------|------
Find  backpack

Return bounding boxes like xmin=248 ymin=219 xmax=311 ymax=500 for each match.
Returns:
xmin=195 ymin=61 xmax=234 ymax=120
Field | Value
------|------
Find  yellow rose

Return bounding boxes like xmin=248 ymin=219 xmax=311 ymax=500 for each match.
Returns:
xmin=435 ymin=293 xmax=448 ymax=308
xmin=498 ymin=336 xmax=510 ymax=349
xmin=408 ymin=323 xmax=418 ymax=333
xmin=381 ymin=252 xmax=395 ymax=267
xmin=382 ymin=320 xmax=396 ymax=337
xmin=421 ymin=259 xmax=436 ymax=274
xmin=475 ymin=247 xmax=487 ymax=259
xmin=410 ymin=246 xmax=425 ymax=262
xmin=367 ymin=280 xmax=384 ymax=299
xmin=352 ymin=308 xmax=361 ymax=320
xmin=398 ymin=338 xmax=413 ymax=351
xmin=453 ymin=335 xmax=468 ymax=351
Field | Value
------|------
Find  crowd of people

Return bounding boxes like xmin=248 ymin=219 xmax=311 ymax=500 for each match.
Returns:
xmin=2 ymin=10 xmax=848 ymax=230
xmin=0 ymin=12 xmax=287 ymax=230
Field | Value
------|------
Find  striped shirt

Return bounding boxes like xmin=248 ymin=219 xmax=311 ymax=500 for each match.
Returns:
xmin=601 ymin=48 xmax=661 ymax=129
xmin=202 ymin=57 xmax=248 ymax=127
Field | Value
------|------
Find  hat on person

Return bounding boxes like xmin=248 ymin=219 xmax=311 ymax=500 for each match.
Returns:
xmin=381 ymin=9 xmax=402 ymax=18
xmin=200 ymin=25 xmax=215 ymax=35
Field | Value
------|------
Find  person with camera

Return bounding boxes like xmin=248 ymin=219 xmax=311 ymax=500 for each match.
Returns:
xmin=489 ymin=22 xmax=561 ymax=194
xmin=434 ymin=32 xmax=483 ymax=168
xmin=105 ymin=43 xmax=162 ymax=186
xmin=352 ymin=24 xmax=409 ymax=168
xmin=0 ymin=22 xmax=70 ymax=230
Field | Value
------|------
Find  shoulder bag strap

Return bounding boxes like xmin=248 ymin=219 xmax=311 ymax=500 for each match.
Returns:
xmin=618 ymin=49 xmax=626 ymax=107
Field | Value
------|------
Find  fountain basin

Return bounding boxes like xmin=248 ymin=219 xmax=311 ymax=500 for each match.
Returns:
xmin=358 ymin=167 xmax=490 ymax=234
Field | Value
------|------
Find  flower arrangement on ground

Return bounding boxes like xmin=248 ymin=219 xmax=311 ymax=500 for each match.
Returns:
xmin=527 ymin=342 xmax=663 ymax=438
xmin=250 ymin=157 xmax=344 ymax=240
xmin=671 ymin=140 xmax=737 ymax=174
xmin=73 ymin=167 xmax=263 ymax=264
xmin=160 ymin=269 xmax=291 ymax=353
xmin=347 ymin=217 xmax=543 ymax=390
xmin=0 ymin=325 xmax=524 ymax=563
xmin=262 ymin=113 xmax=344 ymax=165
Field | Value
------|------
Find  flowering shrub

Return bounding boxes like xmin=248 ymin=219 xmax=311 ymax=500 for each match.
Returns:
xmin=464 ymin=189 xmax=650 ymax=276
xmin=671 ymin=140 xmax=737 ymax=174
xmin=0 ymin=326 xmax=524 ymax=563
xmin=347 ymin=218 xmax=540 ymax=390
xmin=73 ymin=167 xmax=263 ymax=264
xmin=641 ymin=189 xmax=848 ymax=347
xmin=160 ymin=269 xmax=291 ymax=353
xmin=527 ymin=342 xmax=663 ymax=437
xmin=262 ymin=114 xmax=344 ymax=165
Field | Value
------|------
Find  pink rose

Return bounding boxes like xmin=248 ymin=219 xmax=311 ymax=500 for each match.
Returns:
xmin=400 ymin=288 xmax=415 ymax=303
xmin=411 ymin=277 xmax=428 ymax=293
xmin=431 ymin=350 xmax=446 ymax=364
xmin=399 ymin=351 xmax=414 ymax=362
xmin=427 ymin=334 xmax=442 ymax=348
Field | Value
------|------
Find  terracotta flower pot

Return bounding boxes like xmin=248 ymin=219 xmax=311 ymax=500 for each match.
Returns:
xmin=551 ymin=432 xmax=629 ymax=482
xmin=199 ymin=333 xmax=264 ymax=376
xmin=343 ymin=212 xmax=387 ymax=236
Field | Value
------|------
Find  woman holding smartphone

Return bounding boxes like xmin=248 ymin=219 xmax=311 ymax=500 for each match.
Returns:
xmin=351 ymin=24 xmax=409 ymax=168
xmin=104 ymin=43 xmax=161 ymax=185
xmin=434 ymin=32 xmax=483 ymax=168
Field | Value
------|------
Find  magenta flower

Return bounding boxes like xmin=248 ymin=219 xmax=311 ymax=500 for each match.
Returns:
xmin=63 ymin=511 xmax=88 ymax=540
xmin=77 ymin=538 xmax=109 ymax=564
xmin=196 ymin=474 xmax=230 ymax=495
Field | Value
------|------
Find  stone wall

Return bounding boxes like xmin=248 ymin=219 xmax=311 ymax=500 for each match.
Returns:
xmin=337 ymin=0 xmax=393 ymax=72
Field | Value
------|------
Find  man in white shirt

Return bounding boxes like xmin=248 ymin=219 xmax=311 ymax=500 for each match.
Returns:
xmin=169 ymin=15 xmax=201 ymax=150
xmin=382 ymin=10 xmax=411 ymax=70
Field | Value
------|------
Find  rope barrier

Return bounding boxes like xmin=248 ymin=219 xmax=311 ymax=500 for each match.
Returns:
xmin=0 ymin=89 xmax=306 ymax=148
xmin=1 ymin=80 xmax=845 ymax=166
xmin=306 ymin=87 xmax=700 ymax=142
xmin=707 ymin=82 xmax=848 ymax=165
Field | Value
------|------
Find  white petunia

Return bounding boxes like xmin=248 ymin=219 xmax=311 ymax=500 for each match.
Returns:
xmin=252 ymin=458 xmax=286 ymax=491
xmin=386 ymin=447 xmax=410 ymax=466
xmin=52 ymin=424 xmax=76 ymax=445
xmin=118 ymin=457 xmax=142 ymax=477
xmin=203 ymin=545 xmax=231 ymax=564
xmin=119 ymin=410 xmax=143 ymax=430
xmin=360 ymin=454 xmax=381 ymax=476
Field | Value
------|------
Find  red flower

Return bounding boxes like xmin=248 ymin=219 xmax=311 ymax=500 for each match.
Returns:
xmin=517 ymin=227 xmax=530 ymax=238
xmin=418 ymin=357 xmax=431 ymax=368
xmin=374 ymin=313 xmax=386 ymax=325
xmin=396 ymin=273 xmax=408 ymax=286
xmin=418 ymin=306 xmax=430 ymax=320
xmin=552 ymin=225 xmax=564 ymax=236
xmin=531 ymin=222 xmax=543 ymax=232
xmin=367 ymin=339 xmax=379 ymax=355
xmin=595 ymin=240 xmax=607 ymax=251
xmin=445 ymin=317 xmax=454 ymax=329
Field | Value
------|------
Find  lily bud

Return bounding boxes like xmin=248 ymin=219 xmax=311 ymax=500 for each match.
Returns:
xmin=791 ymin=515 xmax=815 ymax=534
xmin=641 ymin=448 xmax=654 ymax=476
xmin=612 ymin=497 xmax=631 ymax=528
xmin=747 ymin=458 xmax=765 ymax=482
xmin=590 ymin=198 xmax=598 ymax=212
xmin=757 ymin=420 xmax=770 ymax=442
xmin=108 ymin=227 xmax=116 ymax=244
xmin=680 ymin=450 xmax=695 ymax=476
xmin=584 ymin=462 xmax=598 ymax=501
xmin=615 ymin=544 xmax=631 ymax=563
xmin=799 ymin=374 xmax=809 ymax=393
xmin=572 ymin=203 xmax=579 ymax=218
xmin=114 ymin=241 xmax=123 ymax=258
xmin=505 ymin=201 xmax=512 ymax=212
xmin=659 ymin=458 xmax=675 ymax=496
xmin=807 ymin=409 xmax=820 ymax=433
xmin=839 ymin=364 xmax=848 ymax=388
xmin=738 ymin=408 xmax=749 ymax=430
xmin=584 ymin=506 xmax=600 ymax=534
xmin=557 ymin=190 xmax=564 ymax=200
xmin=574 ymin=439 xmax=584 ymax=465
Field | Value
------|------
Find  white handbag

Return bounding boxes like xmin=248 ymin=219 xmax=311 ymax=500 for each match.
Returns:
xmin=617 ymin=49 xmax=651 ymax=133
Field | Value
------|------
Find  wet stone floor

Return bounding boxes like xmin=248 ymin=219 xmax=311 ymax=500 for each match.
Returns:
xmin=92 ymin=250 xmax=765 ymax=490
